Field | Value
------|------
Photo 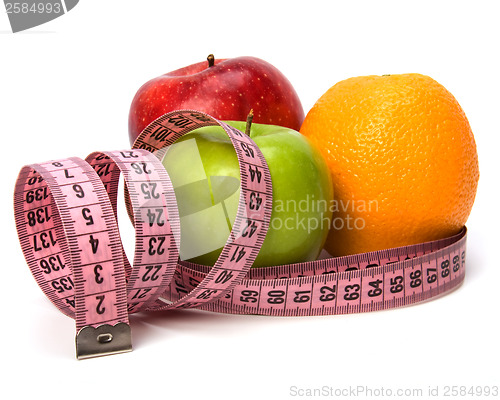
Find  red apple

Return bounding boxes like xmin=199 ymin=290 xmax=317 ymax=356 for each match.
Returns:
xmin=128 ymin=55 xmax=305 ymax=145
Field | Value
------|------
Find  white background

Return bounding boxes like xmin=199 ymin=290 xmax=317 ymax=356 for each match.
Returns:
xmin=1 ymin=1 xmax=499 ymax=399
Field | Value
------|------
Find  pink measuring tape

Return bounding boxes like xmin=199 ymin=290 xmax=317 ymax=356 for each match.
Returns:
xmin=14 ymin=110 xmax=467 ymax=359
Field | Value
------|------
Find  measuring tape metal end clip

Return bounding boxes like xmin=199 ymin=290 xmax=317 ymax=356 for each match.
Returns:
xmin=13 ymin=109 xmax=469 ymax=359
xmin=76 ymin=323 xmax=132 ymax=360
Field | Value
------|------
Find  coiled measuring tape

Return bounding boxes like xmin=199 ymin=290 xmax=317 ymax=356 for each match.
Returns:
xmin=14 ymin=110 xmax=467 ymax=359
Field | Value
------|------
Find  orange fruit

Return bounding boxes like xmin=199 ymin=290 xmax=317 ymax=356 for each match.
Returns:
xmin=300 ymin=73 xmax=479 ymax=256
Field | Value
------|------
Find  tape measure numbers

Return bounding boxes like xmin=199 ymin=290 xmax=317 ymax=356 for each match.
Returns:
xmin=14 ymin=110 xmax=467 ymax=359
xmin=172 ymin=229 xmax=466 ymax=316
xmin=132 ymin=110 xmax=273 ymax=310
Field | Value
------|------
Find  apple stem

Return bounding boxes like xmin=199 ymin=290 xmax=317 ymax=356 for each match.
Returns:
xmin=207 ymin=54 xmax=215 ymax=67
xmin=245 ymin=109 xmax=254 ymax=136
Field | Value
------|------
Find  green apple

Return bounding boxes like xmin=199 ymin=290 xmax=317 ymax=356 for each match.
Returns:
xmin=162 ymin=120 xmax=333 ymax=267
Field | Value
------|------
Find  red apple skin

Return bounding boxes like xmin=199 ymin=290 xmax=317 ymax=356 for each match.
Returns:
xmin=128 ymin=56 xmax=305 ymax=145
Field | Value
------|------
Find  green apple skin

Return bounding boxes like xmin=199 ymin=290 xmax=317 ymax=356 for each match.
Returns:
xmin=162 ymin=121 xmax=333 ymax=267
